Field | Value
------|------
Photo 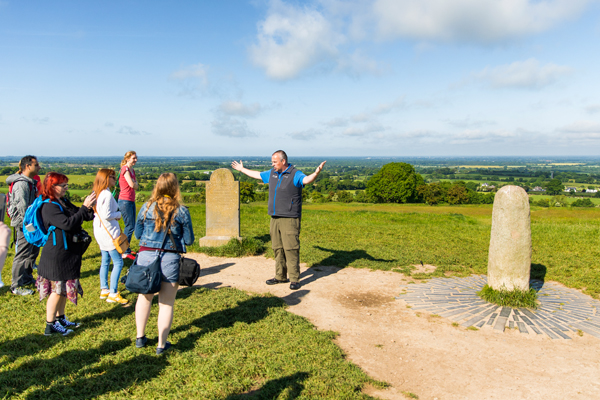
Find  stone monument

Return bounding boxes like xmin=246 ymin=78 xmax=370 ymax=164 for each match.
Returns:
xmin=487 ymin=185 xmax=531 ymax=291
xmin=198 ymin=168 xmax=242 ymax=247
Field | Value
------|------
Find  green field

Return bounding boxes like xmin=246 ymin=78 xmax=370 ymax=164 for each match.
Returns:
xmin=2 ymin=199 xmax=600 ymax=398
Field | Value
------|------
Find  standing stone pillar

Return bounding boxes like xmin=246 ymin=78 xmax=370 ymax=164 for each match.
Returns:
xmin=198 ymin=168 xmax=242 ymax=247
xmin=487 ymin=185 xmax=531 ymax=291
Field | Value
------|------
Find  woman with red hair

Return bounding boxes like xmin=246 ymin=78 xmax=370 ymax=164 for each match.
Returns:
xmin=36 ymin=172 xmax=96 ymax=336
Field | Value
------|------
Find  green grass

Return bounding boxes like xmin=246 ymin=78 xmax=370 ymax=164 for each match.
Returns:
xmin=0 ymin=229 xmax=384 ymax=399
xmin=477 ymin=284 xmax=538 ymax=308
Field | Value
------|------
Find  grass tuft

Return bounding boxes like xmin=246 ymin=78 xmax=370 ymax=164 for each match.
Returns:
xmin=197 ymin=237 xmax=266 ymax=257
xmin=477 ymin=284 xmax=538 ymax=308
xmin=402 ymin=391 xmax=419 ymax=399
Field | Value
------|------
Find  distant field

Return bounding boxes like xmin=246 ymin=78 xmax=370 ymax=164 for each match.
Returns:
xmin=0 ymin=174 xmax=96 ymax=186
xmin=455 ymin=165 xmax=524 ymax=169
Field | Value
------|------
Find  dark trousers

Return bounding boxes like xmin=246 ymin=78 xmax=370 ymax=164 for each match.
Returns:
xmin=11 ymin=226 xmax=39 ymax=290
xmin=270 ymin=217 xmax=301 ymax=283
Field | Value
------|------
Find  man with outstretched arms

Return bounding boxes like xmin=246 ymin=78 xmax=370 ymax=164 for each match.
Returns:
xmin=6 ymin=155 xmax=41 ymax=295
xmin=232 ymin=151 xmax=325 ymax=290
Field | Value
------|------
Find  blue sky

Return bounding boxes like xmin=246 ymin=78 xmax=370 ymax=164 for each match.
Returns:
xmin=1 ymin=0 xmax=600 ymax=157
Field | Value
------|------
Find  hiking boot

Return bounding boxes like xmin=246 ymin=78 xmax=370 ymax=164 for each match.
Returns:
xmin=44 ymin=321 xmax=73 ymax=336
xmin=57 ymin=316 xmax=81 ymax=329
xmin=100 ymin=289 xmax=110 ymax=299
xmin=107 ymin=292 xmax=129 ymax=304
xmin=12 ymin=287 xmax=34 ymax=296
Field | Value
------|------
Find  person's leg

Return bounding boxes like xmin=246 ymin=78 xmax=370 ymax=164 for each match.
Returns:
xmin=118 ymin=200 xmax=136 ymax=251
xmin=55 ymin=295 xmax=67 ymax=318
xmin=156 ymin=281 xmax=178 ymax=349
xmin=135 ymin=293 xmax=154 ymax=339
xmin=280 ymin=218 xmax=301 ymax=283
xmin=270 ymin=218 xmax=287 ymax=281
xmin=99 ymin=250 xmax=110 ymax=291
xmin=108 ymin=249 xmax=124 ymax=293
xmin=46 ymin=293 xmax=62 ymax=323
xmin=11 ymin=227 xmax=36 ymax=290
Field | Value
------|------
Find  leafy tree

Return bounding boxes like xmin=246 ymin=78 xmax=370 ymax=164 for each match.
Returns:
xmin=366 ymin=162 xmax=424 ymax=203
xmin=446 ymin=185 xmax=470 ymax=205
xmin=417 ymin=183 xmax=445 ymax=205
xmin=240 ymin=181 xmax=255 ymax=203
xmin=336 ymin=190 xmax=353 ymax=203
xmin=571 ymin=198 xmax=594 ymax=207
xmin=545 ymin=179 xmax=563 ymax=195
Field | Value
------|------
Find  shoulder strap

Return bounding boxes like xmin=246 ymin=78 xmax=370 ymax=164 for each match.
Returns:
xmin=93 ymin=206 xmax=116 ymax=240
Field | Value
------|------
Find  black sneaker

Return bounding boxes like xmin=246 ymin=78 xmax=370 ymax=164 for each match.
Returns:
xmin=156 ymin=341 xmax=171 ymax=355
xmin=44 ymin=321 xmax=74 ymax=336
xmin=290 ymin=282 xmax=301 ymax=290
xmin=58 ymin=316 xmax=81 ymax=329
xmin=136 ymin=336 xmax=148 ymax=348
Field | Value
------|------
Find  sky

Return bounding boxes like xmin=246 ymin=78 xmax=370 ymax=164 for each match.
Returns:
xmin=1 ymin=0 xmax=600 ymax=158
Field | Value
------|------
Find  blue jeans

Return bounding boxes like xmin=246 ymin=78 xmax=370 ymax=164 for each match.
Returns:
xmin=100 ymin=249 xmax=124 ymax=293
xmin=137 ymin=251 xmax=181 ymax=283
xmin=118 ymin=199 xmax=136 ymax=253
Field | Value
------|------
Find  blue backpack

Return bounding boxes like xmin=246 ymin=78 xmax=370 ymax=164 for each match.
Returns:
xmin=22 ymin=195 xmax=67 ymax=249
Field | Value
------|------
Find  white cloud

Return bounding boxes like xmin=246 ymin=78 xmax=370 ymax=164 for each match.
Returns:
xmin=372 ymin=0 xmax=591 ymax=44
xmin=341 ymin=122 xmax=385 ymax=136
xmin=474 ymin=58 xmax=572 ymax=89
xmin=250 ymin=0 xmax=342 ymax=80
xmin=291 ymin=128 xmax=320 ymax=140
xmin=323 ymin=117 xmax=349 ymax=127
xmin=211 ymin=116 xmax=257 ymax=138
xmin=219 ymin=101 xmax=262 ymax=117
xmin=118 ymin=126 xmax=150 ymax=135
xmin=585 ymin=104 xmax=600 ymax=114
xmin=444 ymin=118 xmax=497 ymax=128
xmin=170 ymin=63 xmax=208 ymax=82
xmin=559 ymin=120 xmax=600 ymax=134
xmin=250 ymin=1 xmax=592 ymax=79
xmin=21 ymin=116 xmax=49 ymax=124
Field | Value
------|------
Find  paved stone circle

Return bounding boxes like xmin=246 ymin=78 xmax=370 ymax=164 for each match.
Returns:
xmin=396 ymin=275 xmax=600 ymax=340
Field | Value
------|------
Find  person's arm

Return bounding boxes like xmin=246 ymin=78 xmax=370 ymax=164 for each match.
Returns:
xmin=302 ymin=161 xmax=327 ymax=185
xmin=180 ymin=207 xmax=195 ymax=246
xmin=231 ymin=160 xmax=262 ymax=180
xmin=134 ymin=205 xmax=146 ymax=240
xmin=11 ymin=181 xmax=29 ymax=225
xmin=0 ymin=222 xmax=10 ymax=273
xmin=123 ymin=168 xmax=139 ymax=190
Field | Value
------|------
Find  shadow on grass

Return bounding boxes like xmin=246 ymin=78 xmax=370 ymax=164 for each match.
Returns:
xmin=0 ymin=338 xmax=168 ymax=399
xmin=171 ymin=295 xmax=285 ymax=352
xmin=225 ymin=371 xmax=309 ymax=399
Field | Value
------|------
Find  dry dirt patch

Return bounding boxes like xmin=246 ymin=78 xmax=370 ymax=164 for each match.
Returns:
xmin=187 ymin=253 xmax=600 ymax=400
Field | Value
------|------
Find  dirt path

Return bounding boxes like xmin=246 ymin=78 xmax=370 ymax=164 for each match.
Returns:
xmin=187 ymin=254 xmax=600 ymax=400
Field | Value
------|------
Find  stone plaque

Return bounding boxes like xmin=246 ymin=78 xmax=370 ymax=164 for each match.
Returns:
xmin=198 ymin=168 xmax=242 ymax=247
xmin=487 ymin=185 xmax=531 ymax=291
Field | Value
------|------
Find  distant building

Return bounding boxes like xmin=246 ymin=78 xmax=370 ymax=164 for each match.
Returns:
xmin=564 ymin=187 xmax=577 ymax=192
xmin=530 ymin=186 xmax=546 ymax=192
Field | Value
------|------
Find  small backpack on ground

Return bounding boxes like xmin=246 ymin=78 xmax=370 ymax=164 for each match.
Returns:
xmin=22 ymin=195 xmax=67 ymax=249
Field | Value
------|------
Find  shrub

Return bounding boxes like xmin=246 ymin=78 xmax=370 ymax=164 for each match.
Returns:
xmin=366 ymin=162 xmax=424 ymax=203
xmin=571 ymin=198 xmax=594 ymax=207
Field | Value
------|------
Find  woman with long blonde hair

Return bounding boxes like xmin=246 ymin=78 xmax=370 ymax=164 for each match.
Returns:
xmin=133 ymin=173 xmax=194 ymax=354
xmin=118 ymin=150 xmax=138 ymax=258
xmin=92 ymin=169 xmax=127 ymax=304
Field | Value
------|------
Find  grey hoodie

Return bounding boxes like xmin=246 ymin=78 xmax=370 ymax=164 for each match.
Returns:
xmin=5 ymin=173 xmax=37 ymax=227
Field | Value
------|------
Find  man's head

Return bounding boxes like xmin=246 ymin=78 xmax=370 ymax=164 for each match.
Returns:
xmin=271 ymin=150 xmax=288 ymax=172
xmin=19 ymin=155 xmax=40 ymax=178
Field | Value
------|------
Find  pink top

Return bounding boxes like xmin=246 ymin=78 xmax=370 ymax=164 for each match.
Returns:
xmin=118 ymin=165 xmax=136 ymax=202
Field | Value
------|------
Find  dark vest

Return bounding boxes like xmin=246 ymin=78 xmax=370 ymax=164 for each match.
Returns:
xmin=268 ymin=165 xmax=302 ymax=218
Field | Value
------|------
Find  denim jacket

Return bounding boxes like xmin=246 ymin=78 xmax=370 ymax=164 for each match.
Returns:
xmin=135 ymin=202 xmax=195 ymax=253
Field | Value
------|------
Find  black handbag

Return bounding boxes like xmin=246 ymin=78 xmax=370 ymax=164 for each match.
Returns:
xmin=178 ymin=256 xmax=200 ymax=286
xmin=125 ymin=228 xmax=169 ymax=294
xmin=167 ymin=230 xmax=200 ymax=287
